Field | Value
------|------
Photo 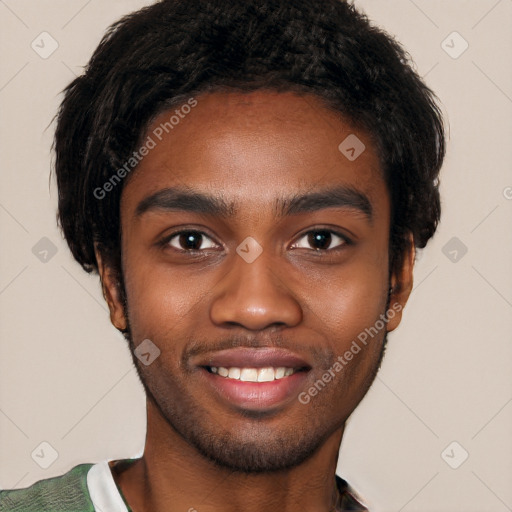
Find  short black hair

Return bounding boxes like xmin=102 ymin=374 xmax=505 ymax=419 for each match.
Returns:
xmin=54 ymin=0 xmax=445 ymax=280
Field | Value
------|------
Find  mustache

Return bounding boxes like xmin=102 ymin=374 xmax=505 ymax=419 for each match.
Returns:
xmin=181 ymin=332 xmax=335 ymax=369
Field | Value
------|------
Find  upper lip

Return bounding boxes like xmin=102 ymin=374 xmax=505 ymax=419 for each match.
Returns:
xmin=198 ymin=347 xmax=311 ymax=370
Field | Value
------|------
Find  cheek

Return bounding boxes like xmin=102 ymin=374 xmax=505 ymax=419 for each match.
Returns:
xmin=122 ymin=257 xmax=217 ymax=340
xmin=319 ymin=291 xmax=387 ymax=349
xmin=299 ymin=257 xmax=389 ymax=345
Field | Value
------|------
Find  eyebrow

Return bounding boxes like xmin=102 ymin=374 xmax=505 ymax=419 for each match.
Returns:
xmin=135 ymin=185 xmax=373 ymax=221
xmin=277 ymin=185 xmax=372 ymax=220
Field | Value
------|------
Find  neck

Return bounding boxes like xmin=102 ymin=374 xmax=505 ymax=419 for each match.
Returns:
xmin=113 ymin=399 xmax=345 ymax=512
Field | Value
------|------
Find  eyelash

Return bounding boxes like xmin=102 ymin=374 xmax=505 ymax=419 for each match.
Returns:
xmin=159 ymin=228 xmax=352 ymax=254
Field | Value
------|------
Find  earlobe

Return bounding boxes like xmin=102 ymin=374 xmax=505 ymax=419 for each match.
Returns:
xmin=386 ymin=237 xmax=415 ymax=332
xmin=95 ymin=246 xmax=127 ymax=332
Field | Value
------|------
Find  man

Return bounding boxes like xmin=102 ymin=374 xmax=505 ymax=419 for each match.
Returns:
xmin=0 ymin=0 xmax=445 ymax=510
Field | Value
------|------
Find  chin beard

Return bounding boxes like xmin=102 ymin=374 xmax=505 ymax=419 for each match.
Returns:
xmin=144 ymin=386 xmax=336 ymax=474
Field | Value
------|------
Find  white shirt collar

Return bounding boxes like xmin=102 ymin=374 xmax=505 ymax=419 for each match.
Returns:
xmin=86 ymin=461 xmax=129 ymax=512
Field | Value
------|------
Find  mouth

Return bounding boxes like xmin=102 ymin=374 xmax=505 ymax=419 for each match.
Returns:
xmin=196 ymin=348 xmax=311 ymax=410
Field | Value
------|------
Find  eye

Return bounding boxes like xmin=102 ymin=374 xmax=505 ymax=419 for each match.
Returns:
xmin=166 ymin=230 xmax=218 ymax=251
xmin=291 ymin=229 xmax=349 ymax=251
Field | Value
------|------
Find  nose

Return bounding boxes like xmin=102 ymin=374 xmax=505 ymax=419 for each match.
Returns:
xmin=209 ymin=249 xmax=303 ymax=331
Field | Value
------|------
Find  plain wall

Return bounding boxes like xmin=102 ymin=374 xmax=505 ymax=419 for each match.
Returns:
xmin=0 ymin=1 xmax=511 ymax=511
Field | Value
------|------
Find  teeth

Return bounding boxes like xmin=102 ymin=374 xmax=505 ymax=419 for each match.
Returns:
xmin=210 ymin=366 xmax=296 ymax=381
xmin=240 ymin=368 xmax=258 ymax=382
xmin=257 ymin=367 xmax=274 ymax=382
xmin=228 ymin=367 xmax=241 ymax=379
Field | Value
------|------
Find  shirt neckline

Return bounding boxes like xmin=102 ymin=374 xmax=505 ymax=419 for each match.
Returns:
xmin=87 ymin=460 xmax=132 ymax=512
xmin=86 ymin=459 xmax=367 ymax=512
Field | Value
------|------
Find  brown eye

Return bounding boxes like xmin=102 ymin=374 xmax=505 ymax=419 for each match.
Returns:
xmin=292 ymin=230 xmax=347 ymax=251
xmin=168 ymin=231 xmax=217 ymax=251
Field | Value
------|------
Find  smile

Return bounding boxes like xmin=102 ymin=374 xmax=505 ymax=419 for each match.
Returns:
xmin=208 ymin=366 xmax=298 ymax=382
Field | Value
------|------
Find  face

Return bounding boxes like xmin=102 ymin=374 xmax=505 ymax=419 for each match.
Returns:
xmin=98 ymin=91 xmax=413 ymax=473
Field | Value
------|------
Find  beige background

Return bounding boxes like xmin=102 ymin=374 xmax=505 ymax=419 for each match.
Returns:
xmin=1 ymin=1 xmax=511 ymax=511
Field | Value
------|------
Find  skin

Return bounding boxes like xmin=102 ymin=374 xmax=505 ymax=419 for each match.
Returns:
xmin=96 ymin=91 xmax=414 ymax=512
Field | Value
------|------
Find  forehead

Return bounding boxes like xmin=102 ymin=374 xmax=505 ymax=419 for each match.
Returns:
xmin=121 ymin=90 xmax=387 ymax=215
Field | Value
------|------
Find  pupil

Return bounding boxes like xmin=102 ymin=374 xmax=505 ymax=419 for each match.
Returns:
xmin=309 ymin=231 xmax=331 ymax=250
xmin=180 ymin=232 xmax=201 ymax=250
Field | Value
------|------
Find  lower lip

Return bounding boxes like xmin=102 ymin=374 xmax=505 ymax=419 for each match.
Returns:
xmin=201 ymin=368 xmax=309 ymax=410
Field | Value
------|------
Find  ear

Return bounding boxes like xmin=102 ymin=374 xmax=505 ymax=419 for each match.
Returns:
xmin=95 ymin=245 xmax=127 ymax=332
xmin=386 ymin=235 xmax=415 ymax=332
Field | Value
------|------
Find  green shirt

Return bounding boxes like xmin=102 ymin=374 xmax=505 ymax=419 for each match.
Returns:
xmin=1 ymin=464 xmax=98 ymax=512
